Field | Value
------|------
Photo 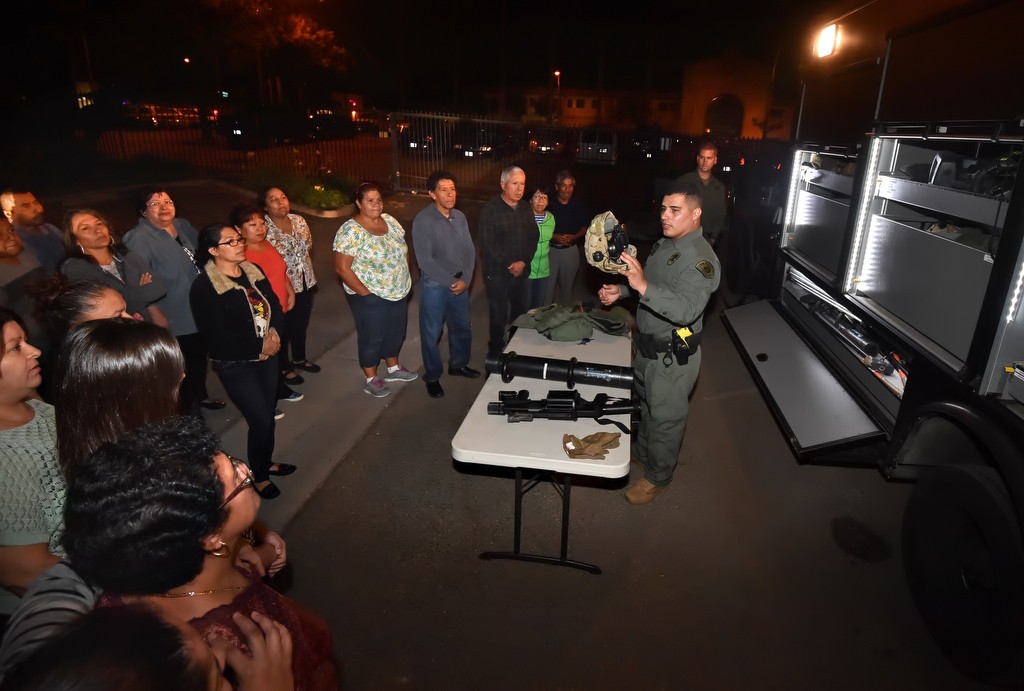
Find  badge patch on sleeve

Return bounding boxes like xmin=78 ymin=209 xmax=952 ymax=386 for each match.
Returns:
xmin=695 ymin=260 xmax=715 ymax=279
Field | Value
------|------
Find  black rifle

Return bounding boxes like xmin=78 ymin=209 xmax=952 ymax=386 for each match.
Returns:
xmin=487 ymin=390 xmax=638 ymax=434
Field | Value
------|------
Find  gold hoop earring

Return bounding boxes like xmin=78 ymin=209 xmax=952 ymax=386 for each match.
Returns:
xmin=208 ymin=541 xmax=230 ymax=558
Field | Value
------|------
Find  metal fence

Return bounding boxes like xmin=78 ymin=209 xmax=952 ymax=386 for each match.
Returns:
xmin=37 ymin=112 xmax=789 ymax=208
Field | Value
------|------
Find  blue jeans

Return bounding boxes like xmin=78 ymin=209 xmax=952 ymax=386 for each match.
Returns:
xmin=419 ymin=275 xmax=472 ymax=382
xmin=213 ymin=356 xmax=278 ymax=482
xmin=346 ymin=292 xmax=409 ymax=369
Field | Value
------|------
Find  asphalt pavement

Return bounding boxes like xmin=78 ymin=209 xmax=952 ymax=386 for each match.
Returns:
xmin=52 ymin=180 xmax=997 ymax=690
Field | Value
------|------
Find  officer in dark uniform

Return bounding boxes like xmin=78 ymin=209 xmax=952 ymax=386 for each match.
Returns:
xmin=598 ymin=180 xmax=720 ymax=504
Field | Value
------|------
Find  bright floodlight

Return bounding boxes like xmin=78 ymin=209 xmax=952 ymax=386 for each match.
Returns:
xmin=816 ymin=23 xmax=838 ymax=58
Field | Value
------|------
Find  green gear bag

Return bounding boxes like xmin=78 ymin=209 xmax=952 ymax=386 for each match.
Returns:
xmin=513 ymin=303 xmax=631 ymax=342
xmin=513 ymin=304 xmax=594 ymax=341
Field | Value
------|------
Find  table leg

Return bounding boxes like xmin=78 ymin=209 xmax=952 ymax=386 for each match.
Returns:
xmin=560 ymin=474 xmax=570 ymax=561
xmin=479 ymin=469 xmax=601 ymax=574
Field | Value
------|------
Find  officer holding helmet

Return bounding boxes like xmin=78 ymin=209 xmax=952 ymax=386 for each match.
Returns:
xmin=597 ymin=180 xmax=719 ymax=504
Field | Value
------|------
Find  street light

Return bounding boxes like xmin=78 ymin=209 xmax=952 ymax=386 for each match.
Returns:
xmin=554 ymin=70 xmax=561 ymax=123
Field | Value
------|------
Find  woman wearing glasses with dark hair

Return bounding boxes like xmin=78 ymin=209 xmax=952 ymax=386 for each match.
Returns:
xmin=190 ymin=224 xmax=294 ymax=499
xmin=123 ymin=186 xmax=224 ymax=414
xmin=62 ymin=415 xmax=336 ymax=691
xmin=0 ymin=318 xmax=288 ymax=680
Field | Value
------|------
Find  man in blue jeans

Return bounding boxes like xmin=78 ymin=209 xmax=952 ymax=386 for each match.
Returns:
xmin=412 ymin=171 xmax=480 ymax=399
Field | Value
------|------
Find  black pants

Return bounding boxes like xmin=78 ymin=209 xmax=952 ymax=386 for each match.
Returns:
xmin=177 ymin=332 xmax=210 ymax=414
xmin=283 ymin=285 xmax=316 ymax=365
xmin=213 ymin=357 xmax=277 ymax=482
xmin=485 ymin=271 xmax=529 ymax=358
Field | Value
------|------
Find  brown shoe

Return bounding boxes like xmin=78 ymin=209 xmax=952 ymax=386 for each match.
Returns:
xmin=625 ymin=477 xmax=668 ymax=505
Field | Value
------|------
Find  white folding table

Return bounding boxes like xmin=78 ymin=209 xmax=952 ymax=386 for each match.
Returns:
xmin=451 ymin=328 xmax=633 ymax=574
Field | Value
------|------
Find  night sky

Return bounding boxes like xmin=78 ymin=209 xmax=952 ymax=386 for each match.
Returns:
xmin=7 ymin=0 xmax=836 ymax=113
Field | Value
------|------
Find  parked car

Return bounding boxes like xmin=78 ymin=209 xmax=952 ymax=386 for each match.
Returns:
xmin=527 ymin=127 xmax=568 ymax=156
xmin=451 ymin=124 xmax=519 ymax=159
xmin=623 ymin=127 xmax=671 ymax=163
xmin=576 ymin=128 xmax=618 ymax=165
xmin=397 ymin=120 xmax=452 ymax=156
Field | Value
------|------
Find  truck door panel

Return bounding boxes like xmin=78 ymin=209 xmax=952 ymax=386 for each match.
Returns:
xmin=722 ymin=297 xmax=883 ymax=461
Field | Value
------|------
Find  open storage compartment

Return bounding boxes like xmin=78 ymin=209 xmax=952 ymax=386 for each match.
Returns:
xmin=781 ymin=148 xmax=858 ymax=286
xmin=843 ymin=134 xmax=1018 ymax=374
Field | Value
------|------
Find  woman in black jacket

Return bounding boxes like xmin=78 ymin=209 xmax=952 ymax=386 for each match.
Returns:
xmin=190 ymin=224 xmax=295 ymax=499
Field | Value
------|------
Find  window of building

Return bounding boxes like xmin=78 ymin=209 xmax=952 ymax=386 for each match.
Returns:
xmin=575 ymin=98 xmax=584 ymax=108
xmin=591 ymin=99 xmax=600 ymax=109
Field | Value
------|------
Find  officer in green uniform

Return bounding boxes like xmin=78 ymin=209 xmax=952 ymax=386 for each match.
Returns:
xmin=674 ymin=141 xmax=727 ymax=247
xmin=598 ymin=180 xmax=720 ymax=504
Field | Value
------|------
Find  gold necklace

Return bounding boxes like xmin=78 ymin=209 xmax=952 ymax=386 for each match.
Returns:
xmin=156 ymin=585 xmax=247 ymax=599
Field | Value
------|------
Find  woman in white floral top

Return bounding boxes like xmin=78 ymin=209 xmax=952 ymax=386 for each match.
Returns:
xmin=332 ymin=182 xmax=418 ymax=398
xmin=260 ymin=186 xmax=320 ymax=379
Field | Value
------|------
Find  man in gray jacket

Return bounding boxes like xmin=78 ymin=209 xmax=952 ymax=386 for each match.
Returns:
xmin=412 ymin=171 xmax=479 ymax=399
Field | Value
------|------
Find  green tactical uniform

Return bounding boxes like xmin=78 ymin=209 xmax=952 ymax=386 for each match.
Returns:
xmin=676 ymin=171 xmax=727 ymax=245
xmin=620 ymin=228 xmax=720 ymax=486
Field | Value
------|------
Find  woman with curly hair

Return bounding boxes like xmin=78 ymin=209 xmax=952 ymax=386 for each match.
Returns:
xmin=62 ymin=416 xmax=336 ymax=690
xmin=0 ymin=319 xmax=287 ymax=679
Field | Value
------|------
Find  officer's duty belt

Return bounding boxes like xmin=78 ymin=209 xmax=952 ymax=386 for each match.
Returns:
xmin=636 ymin=331 xmax=702 ymax=358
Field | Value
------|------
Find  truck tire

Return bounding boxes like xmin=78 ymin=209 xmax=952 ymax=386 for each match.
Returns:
xmin=902 ymin=463 xmax=1024 ymax=686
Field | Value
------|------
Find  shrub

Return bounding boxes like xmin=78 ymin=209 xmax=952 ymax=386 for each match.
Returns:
xmin=297 ymin=185 xmax=344 ymax=210
xmin=241 ymin=166 xmax=350 ymax=210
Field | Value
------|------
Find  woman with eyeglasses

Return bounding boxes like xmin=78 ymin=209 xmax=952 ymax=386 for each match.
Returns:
xmin=62 ymin=415 xmax=336 ymax=690
xmin=123 ymin=186 xmax=224 ymax=414
xmin=333 ymin=181 xmax=416 ymax=398
xmin=0 ymin=319 xmax=288 ymax=680
xmin=190 ymin=224 xmax=294 ymax=499
xmin=526 ymin=185 xmax=556 ymax=309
